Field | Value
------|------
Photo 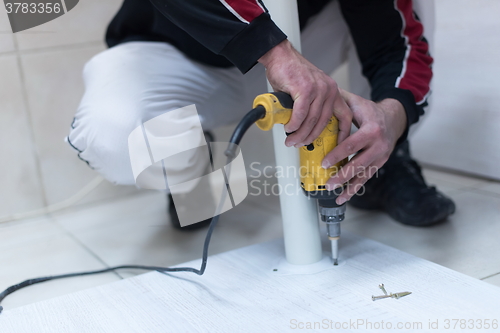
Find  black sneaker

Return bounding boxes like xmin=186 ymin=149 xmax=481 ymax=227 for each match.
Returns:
xmin=168 ymin=194 xmax=213 ymax=231
xmin=348 ymin=140 xmax=456 ymax=226
xmin=167 ymin=131 xmax=215 ymax=231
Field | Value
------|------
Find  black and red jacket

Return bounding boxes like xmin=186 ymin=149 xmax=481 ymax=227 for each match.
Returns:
xmin=106 ymin=0 xmax=433 ymax=134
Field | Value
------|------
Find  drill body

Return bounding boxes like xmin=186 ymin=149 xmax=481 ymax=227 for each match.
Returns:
xmin=253 ymin=92 xmax=346 ymax=265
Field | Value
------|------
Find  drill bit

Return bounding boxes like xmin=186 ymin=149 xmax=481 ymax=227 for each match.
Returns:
xmin=330 ymin=237 xmax=339 ymax=265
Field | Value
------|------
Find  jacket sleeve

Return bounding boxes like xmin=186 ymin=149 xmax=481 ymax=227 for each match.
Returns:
xmin=148 ymin=0 xmax=287 ymax=73
xmin=339 ymin=0 xmax=433 ymax=141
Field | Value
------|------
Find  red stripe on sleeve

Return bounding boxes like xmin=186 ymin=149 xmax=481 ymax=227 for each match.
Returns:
xmin=225 ymin=0 xmax=265 ymax=23
xmin=395 ymin=0 xmax=433 ymax=104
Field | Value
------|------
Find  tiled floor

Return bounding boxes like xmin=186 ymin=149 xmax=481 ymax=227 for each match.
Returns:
xmin=1 ymin=168 xmax=499 ymax=311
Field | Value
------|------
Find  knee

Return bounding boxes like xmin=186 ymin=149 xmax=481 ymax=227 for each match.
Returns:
xmin=68 ymin=111 xmax=137 ymax=185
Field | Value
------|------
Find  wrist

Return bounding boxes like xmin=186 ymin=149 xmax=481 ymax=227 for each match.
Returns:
xmin=377 ymin=98 xmax=407 ymax=142
xmin=258 ymin=39 xmax=292 ymax=68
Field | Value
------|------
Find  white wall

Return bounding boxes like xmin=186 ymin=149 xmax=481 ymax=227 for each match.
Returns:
xmin=412 ymin=0 xmax=500 ymax=180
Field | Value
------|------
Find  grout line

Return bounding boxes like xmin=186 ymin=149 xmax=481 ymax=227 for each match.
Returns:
xmin=51 ymin=189 xmax=159 ymax=218
xmin=480 ymin=271 xmax=500 ymax=281
xmin=444 ymin=185 xmax=500 ymax=200
xmin=16 ymin=40 xmax=104 ymax=56
xmin=48 ymin=216 xmax=124 ymax=280
xmin=421 ymin=163 xmax=500 ymax=182
xmin=343 ymin=210 xmax=374 ymax=222
xmin=12 ymin=34 xmax=49 ymax=208
xmin=468 ymin=187 xmax=500 ymax=199
xmin=0 ymin=51 xmax=17 ymax=58
xmin=422 ymin=175 xmax=487 ymax=196
xmin=439 ymin=186 xmax=475 ymax=197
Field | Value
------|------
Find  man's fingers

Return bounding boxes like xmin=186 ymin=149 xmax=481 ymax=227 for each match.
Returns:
xmin=301 ymin=94 xmax=335 ymax=146
xmin=331 ymin=90 xmax=353 ymax=144
xmin=325 ymin=148 xmax=375 ymax=190
xmin=322 ymin=133 xmax=365 ymax=170
xmin=299 ymin=89 xmax=353 ymax=147
xmin=339 ymin=88 xmax=359 ymax=108
xmin=283 ymin=95 xmax=311 ymax=135
xmin=285 ymin=97 xmax=323 ymax=147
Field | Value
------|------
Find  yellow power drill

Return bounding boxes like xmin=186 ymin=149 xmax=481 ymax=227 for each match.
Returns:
xmin=226 ymin=92 xmax=346 ymax=265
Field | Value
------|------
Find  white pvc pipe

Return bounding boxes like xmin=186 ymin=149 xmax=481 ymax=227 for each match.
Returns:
xmin=263 ymin=0 xmax=322 ymax=265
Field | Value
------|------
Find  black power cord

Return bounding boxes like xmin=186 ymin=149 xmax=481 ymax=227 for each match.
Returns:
xmin=0 ymin=106 xmax=265 ymax=315
xmin=225 ymin=105 xmax=265 ymax=158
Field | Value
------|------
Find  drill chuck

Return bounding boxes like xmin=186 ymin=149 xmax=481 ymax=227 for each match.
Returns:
xmin=319 ymin=204 xmax=346 ymax=223
xmin=319 ymin=203 xmax=345 ymax=240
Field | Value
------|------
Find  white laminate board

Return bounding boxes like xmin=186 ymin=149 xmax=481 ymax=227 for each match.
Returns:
xmin=2 ymin=232 xmax=500 ymax=333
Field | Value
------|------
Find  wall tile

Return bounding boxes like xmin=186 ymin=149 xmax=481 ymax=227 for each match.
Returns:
xmin=20 ymin=44 xmax=138 ymax=206
xmin=0 ymin=3 xmax=15 ymax=53
xmin=15 ymin=0 xmax=122 ymax=51
xmin=0 ymin=55 xmax=45 ymax=217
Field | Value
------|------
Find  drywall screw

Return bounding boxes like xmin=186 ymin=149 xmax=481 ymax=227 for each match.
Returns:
xmin=372 ymin=292 xmax=412 ymax=301
xmin=372 ymin=294 xmax=392 ymax=301
xmin=379 ymin=284 xmax=388 ymax=295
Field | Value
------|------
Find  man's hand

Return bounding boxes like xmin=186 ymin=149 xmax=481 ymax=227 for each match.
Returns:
xmin=258 ymin=40 xmax=352 ymax=147
xmin=322 ymin=90 xmax=407 ymax=205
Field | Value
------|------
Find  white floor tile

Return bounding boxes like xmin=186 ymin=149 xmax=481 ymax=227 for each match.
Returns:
xmin=0 ymin=217 xmax=59 ymax=247
xmin=422 ymin=168 xmax=490 ymax=193
xmin=483 ymin=273 xmax=500 ymax=287
xmin=342 ymin=188 xmax=500 ymax=279
xmin=52 ymin=191 xmax=284 ymax=278
xmin=475 ymin=181 xmax=500 ymax=196
xmin=75 ymin=181 xmax=145 ymax=208
xmin=0 ymin=217 xmax=120 ymax=310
